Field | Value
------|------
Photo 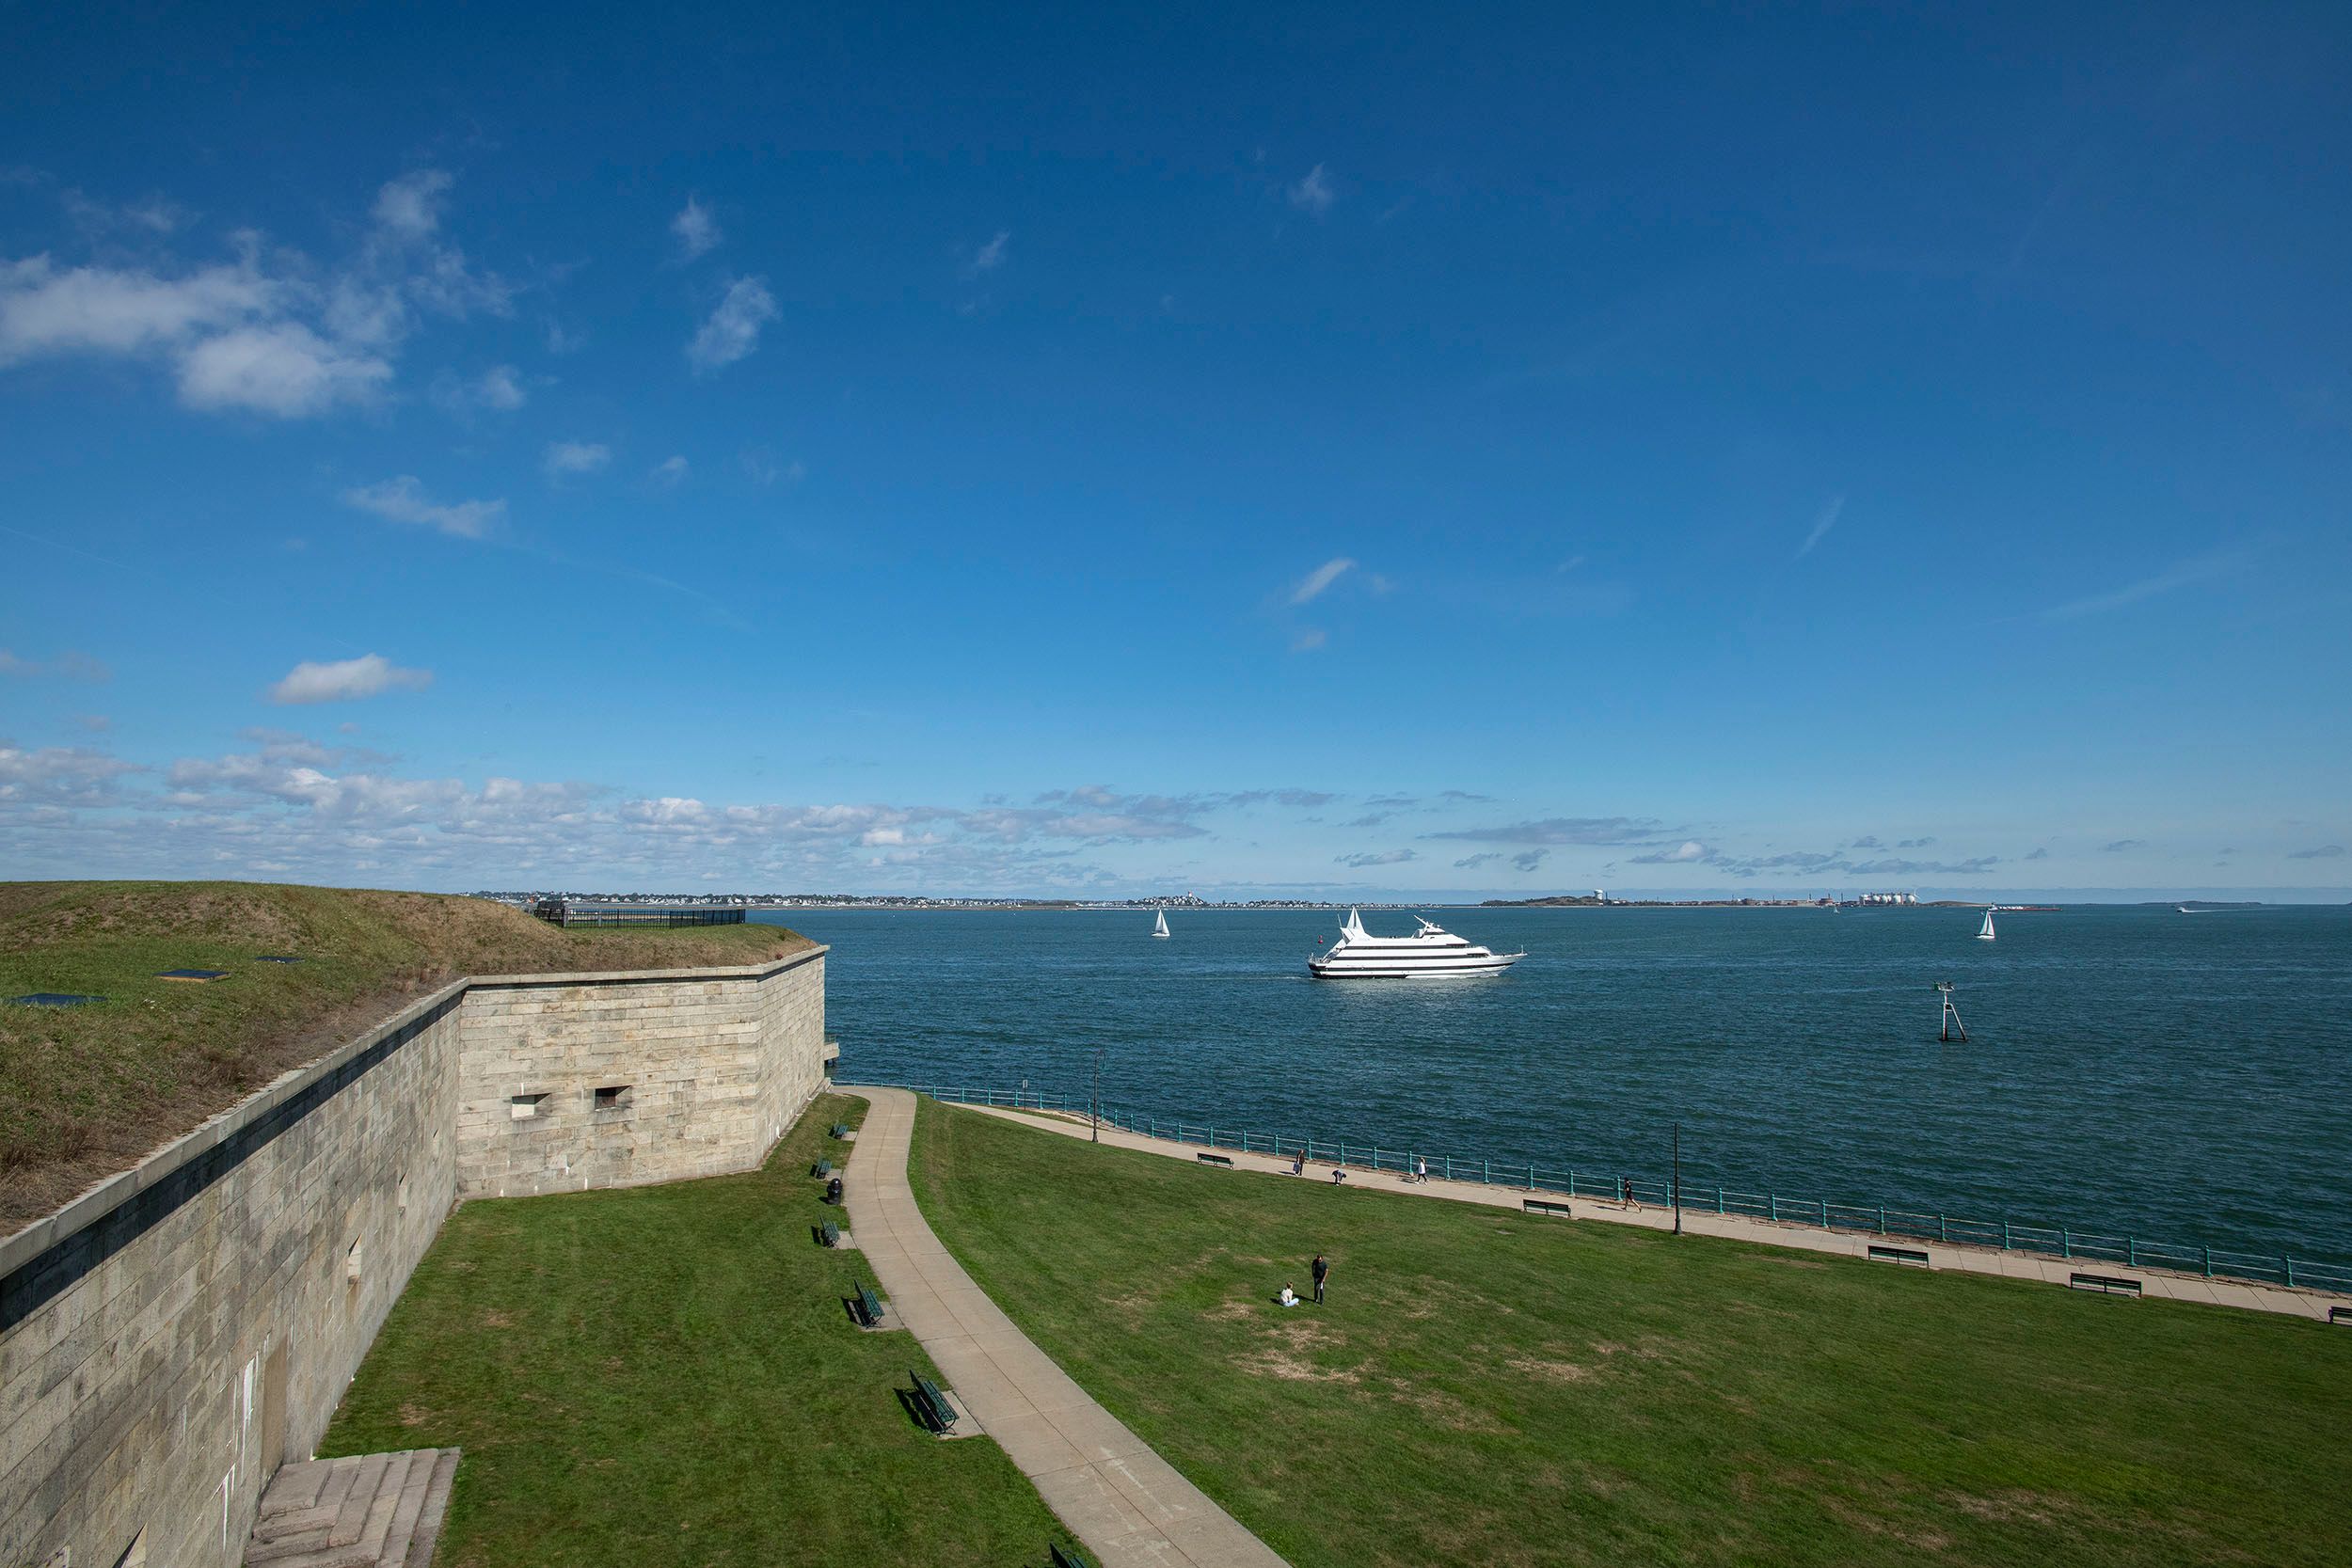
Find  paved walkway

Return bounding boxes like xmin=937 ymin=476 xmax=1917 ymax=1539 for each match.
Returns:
xmin=951 ymin=1102 xmax=2343 ymax=1323
xmin=838 ymin=1086 xmax=1288 ymax=1568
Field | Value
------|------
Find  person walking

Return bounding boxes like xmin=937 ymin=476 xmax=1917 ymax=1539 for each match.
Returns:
xmin=1311 ymin=1253 xmax=1330 ymax=1304
xmin=1415 ymin=1155 xmax=1428 ymax=1185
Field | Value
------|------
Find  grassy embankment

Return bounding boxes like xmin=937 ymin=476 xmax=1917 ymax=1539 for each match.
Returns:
xmin=324 ymin=1091 xmax=1069 ymax=1567
xmin=911 ymin=1101 xmax=2352 ymax=1568
xmin=0 ymin=880 xmax=808 ymax=1232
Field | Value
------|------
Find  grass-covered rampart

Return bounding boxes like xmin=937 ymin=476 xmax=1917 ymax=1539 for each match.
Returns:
xmin=0 ymin=880 xmax=807 ymax=1230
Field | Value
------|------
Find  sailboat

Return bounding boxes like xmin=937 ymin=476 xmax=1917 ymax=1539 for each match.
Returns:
xmin=1975 ymin=908 xmax=1996 ymax=942
xmin=1152 ymin=908 xmax=1170 ymax=940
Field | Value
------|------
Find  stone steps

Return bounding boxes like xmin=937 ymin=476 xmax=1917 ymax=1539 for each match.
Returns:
xmin=244 ymin=1449 xmax=460 ymax=1568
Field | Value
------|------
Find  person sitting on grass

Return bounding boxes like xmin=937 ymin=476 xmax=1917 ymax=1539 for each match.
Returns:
xmin=1278 ymin=1285 xmax=1299 ymax=1307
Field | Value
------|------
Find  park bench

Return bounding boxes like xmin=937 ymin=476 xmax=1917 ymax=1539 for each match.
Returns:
xmin=811 ymin=1158 xmax=833 ymax=1178
xmin=850 ymin=1282 xmax=885 ymax=1327
xmin=2068 ymin=1272 xmax=2142 ymax=1297
xmin=910 ymin=1370 xmax=960 ymax=1433
xmin=1196 ymin=1151 xmax=1234 ymax=1167
xmin=829 ymin=1122 xmax=850 ymax=1139
xmin=1050 ymin=1544 xmax=1097 ymax=1568
xmin=1867 ymin=1244 xmax=1931 ymax=1267
xmin=1523 ymin=1197 xmax=1572 ymax=1219
xmin=819 ymin=1220 xmax=841 ymax=1247
xmin=2330 ymin=1306 xmax=2351 ymax=1325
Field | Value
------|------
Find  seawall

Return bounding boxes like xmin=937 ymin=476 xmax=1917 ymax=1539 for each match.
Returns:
xmin=0 ymin=946 xmax=826 ymax=1568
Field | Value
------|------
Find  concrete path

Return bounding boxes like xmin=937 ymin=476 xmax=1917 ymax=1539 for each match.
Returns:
xmin=951 ymin=1102 xmax=2344 ymax=1324
xmin=838 ymin=1086 xmax=1288 ymax=1568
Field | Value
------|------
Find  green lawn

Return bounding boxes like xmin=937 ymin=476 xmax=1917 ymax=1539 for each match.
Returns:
xmin=323 ymin=1093 xmax=1068 ymax=1568
xmin=910 ymin=1101 xmax=2352 ymax=1568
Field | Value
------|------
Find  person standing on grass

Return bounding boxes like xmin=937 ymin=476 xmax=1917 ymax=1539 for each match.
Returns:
xmin=1311 ymin=1253 xmax=1330 ymax=1304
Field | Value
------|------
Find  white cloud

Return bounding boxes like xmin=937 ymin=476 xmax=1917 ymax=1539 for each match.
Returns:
xmin=672 ymin=197 xmax=723 ymax=260
xmin=543 ymin=439 xmax=612 ymax=479
xmin=0 ymin=170 xmax=507 ymax=420
xmin=0 ymin=756 xmax=1366 ymax=892
xmin=176 ymin=323 xmax=391 ymax=416
xmin=435 ymin=362 xmax=525 ymax=412
xmin=268 ymin=654 xmax=434 ymax=705
xmin=1290 ymin=557 xmax=1356 ymax=605
xmin=2042 ymin=549 xmax=2248 ymax=622
xmin=1651 ymin=840 xmax=1708 ymax=863
xmin=740 ymin=446 xmax=804 ymax=485
xmin=0 ymin=648 xmax=110 ymax=681
xmin=1796 ymin=494 xmax=1844 ymax=559
xmin=971 ymin=230 xmax=1010 ymax=273
xmin=341 ymin=476 xmax=506 ymax=539
xmin=1290 ymin=627 xmax=1327 ymax=653
xmin=62 ymin=188 xmax=190 ymax=236
xmin=373 ymin=169 xmax=453 ymax=239
xmin=0 ymin=254 xmax=276 ymax=361
xmin=1427 ymin=816 xmax=1668 ymax=848
xmin=1337 ymin=847 xmax=1416 ymax=867
xmin=654 ymin=455 xmax=690 ymax=485
xmin=0 ymin=741 xmax=137 ymax=805
xmin=1289 ymin=164 xmax=1335 ymax=215
xmin=687 ymin=277 xmax=779 ymax=373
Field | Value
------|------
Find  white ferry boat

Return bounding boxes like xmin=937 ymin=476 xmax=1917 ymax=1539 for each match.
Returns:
xmin=1308 ymin=910 xmax=1524 ymax=979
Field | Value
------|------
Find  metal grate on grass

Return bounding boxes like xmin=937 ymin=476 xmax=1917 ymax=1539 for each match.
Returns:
xmin=9 ymin=993 xmax=107 ymax=1006
xmin=155 ymin=969 xmax=231 ymax=982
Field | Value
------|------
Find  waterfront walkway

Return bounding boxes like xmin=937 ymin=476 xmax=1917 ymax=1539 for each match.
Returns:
xmin=838 ymin=1086 xmax=1289 ymax=1568
xmin=952 ymin=1102 xmax=2341 ymax=1323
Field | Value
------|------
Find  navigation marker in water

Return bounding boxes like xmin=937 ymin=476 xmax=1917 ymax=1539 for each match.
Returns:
xmin=1933 ymin=981 xmax=1968 ymax=1043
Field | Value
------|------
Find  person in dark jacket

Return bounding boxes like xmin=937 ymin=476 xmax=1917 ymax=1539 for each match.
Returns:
xmin=1311 ymin=1253 xmax=1330 ymax=1304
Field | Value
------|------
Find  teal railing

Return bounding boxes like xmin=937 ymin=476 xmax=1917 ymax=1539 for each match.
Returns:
xmin=879 ymin=1082 xmax=2352 ymax=1298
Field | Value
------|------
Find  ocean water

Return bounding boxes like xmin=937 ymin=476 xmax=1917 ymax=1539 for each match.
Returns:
xmin=759 ymin=905 xmax=2352 ymax=1261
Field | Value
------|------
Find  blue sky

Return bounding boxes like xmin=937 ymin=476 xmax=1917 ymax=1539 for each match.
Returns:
xmin=3 ymin=3 xmax=2348 ymax=898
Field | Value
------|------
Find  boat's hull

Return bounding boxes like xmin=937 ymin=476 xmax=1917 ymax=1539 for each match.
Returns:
xmin=1308 ymin=953 xmax=1522 ymax=979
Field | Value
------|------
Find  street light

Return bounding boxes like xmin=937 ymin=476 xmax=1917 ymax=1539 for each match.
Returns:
xmin=1091 ymin=1046 xmax=1104 ymax=1143
xmin=1672 ymin=1121 xmax=1682 ymax=1236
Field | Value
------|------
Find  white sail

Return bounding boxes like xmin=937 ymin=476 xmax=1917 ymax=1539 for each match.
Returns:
xmin=1152 ymin=908 xmax=1170 ymax=939
xmin=1977 ymin=909 xmax=1995 ymax=941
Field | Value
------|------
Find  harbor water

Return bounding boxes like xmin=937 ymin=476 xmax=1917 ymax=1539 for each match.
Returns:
xmin=759 ymin=904 xmax=2352 ymax=1262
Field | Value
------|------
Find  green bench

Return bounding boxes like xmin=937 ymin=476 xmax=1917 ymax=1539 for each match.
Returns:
xmin=1195 ymin=1151 xmax=1234 ymax=1167
xmin=811 ymin=1158 xmax=833 ymax=1178
xmin=1523 ymin=1197 xmax=1572 ymax=1219
xmin=1868 ymin=1243 xmax=1931 ymax=1267
xmin=910 ymin=1370 xmax=959 ymax=1433
xmin=829 ymin=1122 xmax=850 ymax=1139
xmin=2069 ymin=1272 xmax=2142 ymax=1297
xmin=1050 ymin=1544 xmax=1096 ymax=1568
xmin=819 ymin=1220 xmax=841 ymax=1247
xmin=850 ymin=1282 xmax=885 ymax=1328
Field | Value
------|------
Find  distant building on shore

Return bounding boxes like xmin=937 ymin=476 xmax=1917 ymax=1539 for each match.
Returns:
xmin=1854 ymin=891 xmax=1918 ymax=907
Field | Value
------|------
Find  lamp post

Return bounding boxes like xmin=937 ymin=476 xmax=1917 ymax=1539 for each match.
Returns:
xmin=1672 ymin=1121 xmax=1682 ymax=1236
xmin=1091 ymin=1046 xmax=1104 ymax=1143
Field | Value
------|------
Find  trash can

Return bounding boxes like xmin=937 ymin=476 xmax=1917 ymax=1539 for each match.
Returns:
xmin=826 ymin=1177 xmax=844 ymax=1206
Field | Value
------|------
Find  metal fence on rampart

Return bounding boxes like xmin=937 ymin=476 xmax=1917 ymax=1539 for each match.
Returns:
xmin=879 ymin=1082 xmax=2352 ymax=1298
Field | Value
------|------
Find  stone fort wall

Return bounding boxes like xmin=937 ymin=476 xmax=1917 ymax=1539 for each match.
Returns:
xmin=0 ymin=946 xmax=825 ymax=1568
